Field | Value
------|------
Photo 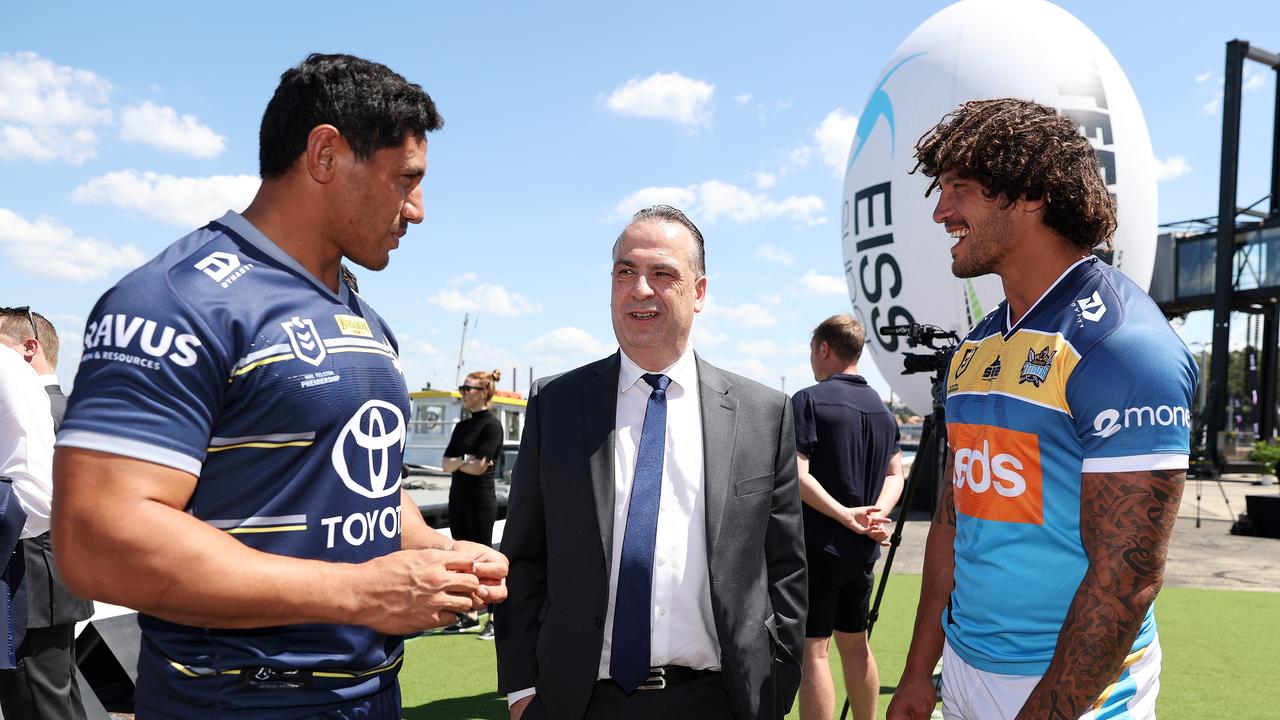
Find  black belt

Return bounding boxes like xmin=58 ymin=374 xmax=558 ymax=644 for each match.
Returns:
xmin=609 ymin=665 xmax=719 ymax=691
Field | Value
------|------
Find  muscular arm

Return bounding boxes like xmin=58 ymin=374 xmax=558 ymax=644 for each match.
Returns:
xmin=53 ymin=447 xmax=485 ymax=633
xmin=1016 ymin=469 xmax=1184 ymax=719
xmin=887 ymin=456 xmax=955 ymax=720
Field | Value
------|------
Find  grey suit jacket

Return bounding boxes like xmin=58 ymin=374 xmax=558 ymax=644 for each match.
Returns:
xmin=496 ymin=352 xmax=806 ymax=719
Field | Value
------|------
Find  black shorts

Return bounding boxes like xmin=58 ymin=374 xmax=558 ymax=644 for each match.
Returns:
xmin=805 ymin=547 xmax=875 ymax=637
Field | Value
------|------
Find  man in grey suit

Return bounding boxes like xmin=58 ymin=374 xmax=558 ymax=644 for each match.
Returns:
xmin=496 ymin=205 xmax=806 ymax=719
xmin=0 ymin=308 xmax=93 ymax=720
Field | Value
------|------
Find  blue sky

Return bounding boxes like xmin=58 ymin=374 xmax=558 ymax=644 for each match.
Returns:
xmin=2 ymin=1 xmax=1276 ymax=410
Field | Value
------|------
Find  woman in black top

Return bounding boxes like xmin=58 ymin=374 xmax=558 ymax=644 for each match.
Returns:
xmin=442 ymin=369 xmax=504 ymax=636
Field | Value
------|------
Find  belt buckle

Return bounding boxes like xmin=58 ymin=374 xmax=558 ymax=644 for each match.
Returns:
xmin=638 ymin=666 xmax=666 ymax=691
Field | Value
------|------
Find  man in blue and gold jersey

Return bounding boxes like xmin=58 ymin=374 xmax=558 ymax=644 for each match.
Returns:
xmin=887 ymin=98 xmax=1196 ymax=720
xmin=52 ymin=54 xmax=507 ymax=719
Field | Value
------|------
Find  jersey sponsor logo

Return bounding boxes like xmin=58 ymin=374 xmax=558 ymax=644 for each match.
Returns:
xmin=1076 ymin=291 xmax=1107 ymax=322
xmin=321 ymin=506 xmax=402 ymax=549
xmin=981 ymin=356 xmax=1002 ymax=381
xmin=954 ymin=347 xmax=978 ymax=378
xmin=334 ymin=314 xmax=373 ymax=338
xmin=948 ymin=423 xmax=1043 ymax=524
xmin=82 ymin=314 xmax=202 ymax=368
xmin=282 ymin=316 xmax=327 ymax=366
xmin=1092 ymin=404 xmax=1191 ymax=438
xmin=331 ymin=399 xmax=405 ymax=499
xmin=1018 ymin=347 xmax=1056 ymax=387
xmin=194 ymin=251 xmax=254 ymax=288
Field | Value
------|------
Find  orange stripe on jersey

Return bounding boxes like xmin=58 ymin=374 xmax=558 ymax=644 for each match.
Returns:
xmin=948 ymin=423 xmax=1044 ymax=524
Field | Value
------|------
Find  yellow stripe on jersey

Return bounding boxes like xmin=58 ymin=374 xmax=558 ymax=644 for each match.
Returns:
xmin=225 ymin=525 xmax=308 ymax=535
xmin=946 ymin=329 xmax=1081 ymax=416
xmin=229 ymin=353 xmax=294 ymax=380
xmin=206 ymin=440 xmax=314 ymax=452
xmin=1091 ymin=645 xmax=1150 ymax=709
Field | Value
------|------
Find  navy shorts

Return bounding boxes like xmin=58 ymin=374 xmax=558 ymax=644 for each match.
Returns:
xmin=805 ymin=547 xmax=875 ymax=637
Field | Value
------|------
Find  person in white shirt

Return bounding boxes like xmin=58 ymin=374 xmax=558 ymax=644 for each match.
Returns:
xmin=0 ymin=307 xmax=55 ymax=540
xmin=0 ymin=306 xmax=93 ymax=720
xmin=497 ymin=205 xmax=807 ymax=719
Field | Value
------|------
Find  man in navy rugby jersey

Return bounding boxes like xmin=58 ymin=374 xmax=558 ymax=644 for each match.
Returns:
xmin=53 ymin=54 xmax=507 ymax=719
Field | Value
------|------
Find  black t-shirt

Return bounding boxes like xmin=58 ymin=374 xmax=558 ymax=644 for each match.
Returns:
xmin=792 ymin=374 xmax=901 ymax=564
xmin=444 ymin=409 xmax=504 ymax=487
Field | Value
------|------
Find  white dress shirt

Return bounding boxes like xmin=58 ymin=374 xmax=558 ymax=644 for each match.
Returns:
xmin=0 ymin=345 xmax=55 ymax=538
xmin=598 ymin=346 xmax=720 ymax=678
xmin=509 ymin=346 xmax=721 ymax=707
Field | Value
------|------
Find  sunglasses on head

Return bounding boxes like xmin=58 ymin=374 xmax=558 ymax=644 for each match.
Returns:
xmin=1 ymin=306 xmax=38 ymax=342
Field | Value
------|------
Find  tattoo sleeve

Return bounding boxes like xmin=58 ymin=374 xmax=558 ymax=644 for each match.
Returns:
xmin=932 ymin=453 xmax=957 ymax=527
xmin=1015 ymin=469 xmax=1185 ymax=720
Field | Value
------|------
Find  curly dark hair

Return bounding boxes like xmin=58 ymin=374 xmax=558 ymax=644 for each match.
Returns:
xmin=259 ymin=53 xmax=444 ymax=179
xmin=912 ymin=98 xmax=1116 ymax=253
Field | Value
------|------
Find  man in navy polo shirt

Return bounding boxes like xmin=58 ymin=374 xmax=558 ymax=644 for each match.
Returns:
xmin=793 ymin=313 xmax=904 ymax=720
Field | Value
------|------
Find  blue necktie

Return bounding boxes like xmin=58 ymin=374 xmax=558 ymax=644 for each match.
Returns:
xmin=610 ymin=372 xmax=671 ymax=694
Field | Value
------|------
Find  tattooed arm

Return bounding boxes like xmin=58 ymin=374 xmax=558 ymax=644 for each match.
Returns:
xmin=886 ymin=456 xmax=957 ymax=720
xmin=1015 ymin=469 xmax=1184 ymax=719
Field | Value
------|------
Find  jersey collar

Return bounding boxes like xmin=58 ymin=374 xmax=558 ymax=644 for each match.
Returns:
xmin=215 ymin=211 xmax=350 ymax=305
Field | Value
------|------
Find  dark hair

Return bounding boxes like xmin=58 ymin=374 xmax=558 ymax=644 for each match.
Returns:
xmin=466 ymin=369 xmax=503 ymax=403
xmin=258 ymin=53 xmax=444 ymax=179
xmin=812 ymin=313 xmax=864 ymax=363
xmin=622 ymin=205 xmax=707 ymax=276
xmin=912 ymin=98 xmax=1116 ymax=253
xmin=0 ymin=307 xmax=58 ymax=367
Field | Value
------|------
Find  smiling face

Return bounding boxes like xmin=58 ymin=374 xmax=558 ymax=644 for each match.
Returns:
xmin=334 ymin=134 xmax=427 ymax=271
xmin=610 ymin=220 xmax=707 ymax=371
xmin=932 ymin=170 xmax=1016 ymax=279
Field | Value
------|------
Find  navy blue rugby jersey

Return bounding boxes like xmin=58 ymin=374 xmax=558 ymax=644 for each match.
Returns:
xmin=59 ymin=212 xmax=411 ymax=718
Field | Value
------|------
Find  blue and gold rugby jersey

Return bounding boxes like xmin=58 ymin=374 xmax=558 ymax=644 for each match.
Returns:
xmin=59 ymin=212 xmax=410 ymax=718
xmin=942 ymin=256 xmax=1196 ymax=676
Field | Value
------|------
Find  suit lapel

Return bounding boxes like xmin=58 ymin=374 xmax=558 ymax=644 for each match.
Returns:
xmin=697 ymin=356 xmax=737 ymax=555
xmin=584 ymin=353 xmax=621 ymax=569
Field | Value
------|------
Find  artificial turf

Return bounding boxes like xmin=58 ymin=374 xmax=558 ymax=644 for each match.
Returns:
xmin=399 ymin=576 xmax=1280 ymax=719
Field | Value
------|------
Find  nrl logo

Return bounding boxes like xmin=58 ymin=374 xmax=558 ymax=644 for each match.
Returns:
xmin=1018 ymin=347 xmax=1057 ymax=387
xmin=954 ymin=347 xmax=978 ymax=378
xmin=282 ymin=316 xmax=327 ymax=367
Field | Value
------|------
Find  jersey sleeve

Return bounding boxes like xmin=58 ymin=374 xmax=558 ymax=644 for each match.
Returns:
xmin=57 ymin=279 xmax=229 ymax=476
xmin=1066 ymin=325 xmax=1197 ymax=473
xmin=791 ymin=389 xmax=817 ymax=457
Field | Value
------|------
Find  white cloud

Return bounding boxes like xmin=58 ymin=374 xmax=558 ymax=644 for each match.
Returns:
xmin=738 ymin=339 xmax=783 ymax=357
xmin=692 ymin=325 xmax=728 ymax=347
xmin=425 ymin=282 xmax=541 ymax=317
xmin=814 ymin=108 xmax=859 ymax=175
xmin=448 ymin=272 xmax=479 ymax=286
xmin=0 ymin=52 xmax=112 ymax=163
xmin=734 ymin=93 xmax=752 ymax=106
xmin=605 ymin=72 xmax=714 ymax=127
xmin=1154 ymin=155 xmax=1191 ymax=181
xmin=523 ymin=327 xmax=611 ymax=358
xmin=0 ymin=208 xmax=145 ymax=281
xmin=613 ymin=186 xmax=699 ymax=219
xmin=709 ymin=300 xmax=777 ymax=328
xmin=753 ymin=171 xmax=776 ymax=189
xmin=72 ymin=170 xmax=259 ymax=227
xmin=1202 ymin=97 xmax=1220 ymax=115
xmin=800 ymin=270 xmax=846 ymax=296
xmin=1243 ymin=70 xmax=1267 ymax=92
xmin=119 ymin=101 xmax=225 ymax=158
xmin=758 ymin=292 xmax=783 ymax=305
xmin=717 ymin=357 xmax=769 ymax=383
xmin=521 ymin=327 xmax=614 ymax=376
xmin=754 ymin=244 xmax=795 ymax=265
xmin=1194 ymin=71 xmax=1213 ymax=85
xmin=614 ymin=181 xmax=823 ymax=226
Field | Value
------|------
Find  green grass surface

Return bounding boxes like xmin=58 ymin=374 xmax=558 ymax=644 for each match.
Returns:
xmin=400 ymin=577 xmax=1280 ymax=719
